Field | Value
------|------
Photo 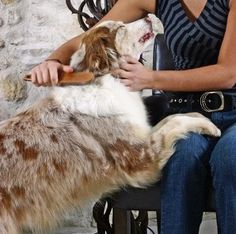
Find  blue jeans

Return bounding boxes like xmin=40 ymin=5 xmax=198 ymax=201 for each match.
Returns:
xmin=161 ymin=110 xmax=236 ymax=234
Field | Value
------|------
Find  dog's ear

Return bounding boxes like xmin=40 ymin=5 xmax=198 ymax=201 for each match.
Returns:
xmin=70 ymin=44 xmax=86 ymax=70
xmin=114 ymin=25 xmax=129 ymax=54
xmin=71 ymin=26 xmax=121 ymax=76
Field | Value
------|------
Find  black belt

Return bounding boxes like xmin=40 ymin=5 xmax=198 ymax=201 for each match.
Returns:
xmin=161 ymin=89 xmax=236 ymax=115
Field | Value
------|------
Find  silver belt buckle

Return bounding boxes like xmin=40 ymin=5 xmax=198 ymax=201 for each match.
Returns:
xmin=200 ymin=91 xmax=224 ymax=112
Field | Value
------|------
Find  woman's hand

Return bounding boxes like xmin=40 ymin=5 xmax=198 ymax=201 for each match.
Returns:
xmin=113 ymin=55 xmax=154 ymax=91
xmin=30 ymin=60 xmax=73 ymax=86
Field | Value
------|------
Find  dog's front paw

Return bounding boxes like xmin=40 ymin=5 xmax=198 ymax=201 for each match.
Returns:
xmin=172 ymin=114 xmax=221 ymax=137
xmin=184 ymin=113 xmax=221 ymax=137
xmin=197 ymin=118 xmax=221 ymax=137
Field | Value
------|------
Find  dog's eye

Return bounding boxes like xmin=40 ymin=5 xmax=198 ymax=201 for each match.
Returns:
xmin=101 ymin=37 xmax=109 ymax=45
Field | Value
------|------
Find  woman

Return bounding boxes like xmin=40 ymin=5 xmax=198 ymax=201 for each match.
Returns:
xmin=30 ymin=0 xmax=236 ymax=233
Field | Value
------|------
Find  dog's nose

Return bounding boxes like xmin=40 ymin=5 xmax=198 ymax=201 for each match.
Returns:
xmin=145 ymin=17 xmax=152 ymax=23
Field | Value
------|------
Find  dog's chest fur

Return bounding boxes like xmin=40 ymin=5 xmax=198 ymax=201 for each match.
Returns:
xmin=52 ymin=74 xmax=151 ymax=138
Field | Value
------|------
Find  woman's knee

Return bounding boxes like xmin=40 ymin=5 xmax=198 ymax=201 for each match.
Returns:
xmin=162 ymin=133 xmax=211 ymax=184
xmin=166 ymin=132 xmax=211 ymax=170
xmin=174 ymin=132 xmax=210 ymax=161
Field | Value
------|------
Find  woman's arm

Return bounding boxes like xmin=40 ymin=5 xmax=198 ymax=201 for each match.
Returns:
xmin=48 ymin=0 xmax=156 ymax=63
xmin=116 ymin=0 xmax=236 ymax=92
xmin=31 ymin=0 xmax=156 ymax=86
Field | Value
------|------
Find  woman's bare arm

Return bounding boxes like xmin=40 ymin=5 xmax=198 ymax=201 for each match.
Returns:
xmin=31 ymin=0 xmax=156 ymax=86
xmin=115 ymin=0 xmax=236 ymax=92
xmin=47 ymin=0 xmax=156 ymax=64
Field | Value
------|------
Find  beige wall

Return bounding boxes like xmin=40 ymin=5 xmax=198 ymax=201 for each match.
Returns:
xmin=0 ymin=0 xmax=95 ymax=228
xmin=0 ymin=0 xmax=84 ymax=119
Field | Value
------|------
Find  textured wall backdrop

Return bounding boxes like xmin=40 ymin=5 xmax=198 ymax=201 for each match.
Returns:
xmin=0 ymin=0 xmax=95 ymax=229
xmin=0 ymin=0 xmax=83 ymax=120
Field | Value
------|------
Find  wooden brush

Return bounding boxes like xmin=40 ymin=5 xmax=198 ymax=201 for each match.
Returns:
xmin=23 ymin=71 xmax=94 ymax=85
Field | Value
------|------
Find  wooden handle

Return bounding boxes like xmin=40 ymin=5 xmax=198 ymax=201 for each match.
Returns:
xmin=23 ymin=71 xmax=94 ymax=85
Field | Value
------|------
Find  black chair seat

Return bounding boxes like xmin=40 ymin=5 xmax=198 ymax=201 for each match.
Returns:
xmin=112 ymin=183 xmax=161 ymax=211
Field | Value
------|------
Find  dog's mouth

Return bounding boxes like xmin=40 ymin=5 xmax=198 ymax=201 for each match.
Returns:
xmin=138 ymin=31 xmax=154 ymax=44
xmin=138 ymin=18 xmax=154 ymax=44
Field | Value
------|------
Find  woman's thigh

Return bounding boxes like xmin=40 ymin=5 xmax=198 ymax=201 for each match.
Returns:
xmin=160 ymin=133 xmax=215 ymax=234
xmin=209 ymin=123 xmax=236 ymax=233
xmin=161 ymin=132 xmax=215 ymax=188
xmin=210 ymin=123 xmax=236 ymax=180
xmin=165 ymin=132 xmax=214 ymax=170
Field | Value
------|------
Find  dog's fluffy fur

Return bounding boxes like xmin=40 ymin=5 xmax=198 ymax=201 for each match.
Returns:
xmin=0 ymin=19 xmax=220 ymax=233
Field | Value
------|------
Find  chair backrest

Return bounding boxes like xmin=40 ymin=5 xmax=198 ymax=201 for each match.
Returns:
xmin=143 ymin=34 xmax=175 ymax=124
xmin=152 ymin=34 xmax=175 ymax=71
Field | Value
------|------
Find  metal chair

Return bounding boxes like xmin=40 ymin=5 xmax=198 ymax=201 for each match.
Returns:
xmin=66 ymin=0 xmax=116 ymax=31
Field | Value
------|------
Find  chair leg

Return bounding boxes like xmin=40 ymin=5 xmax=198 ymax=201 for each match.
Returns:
xmin=156 ymin=211 xmax=161 ymax=234
xmin=136 ymin=210 xmax=148 ymax=234
xmin=93 ymin=198 xmax=113 ymax=234
xmin=113 ymin=208 xmax=132 ymax=234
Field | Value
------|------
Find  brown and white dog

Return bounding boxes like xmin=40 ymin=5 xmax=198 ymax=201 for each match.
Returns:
xmin=0 ymin=19 xmax=220 ymax=233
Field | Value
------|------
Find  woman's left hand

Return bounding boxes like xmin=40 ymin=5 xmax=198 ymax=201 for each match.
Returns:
xmin=112 ymin=55 xmax=154 ymax=91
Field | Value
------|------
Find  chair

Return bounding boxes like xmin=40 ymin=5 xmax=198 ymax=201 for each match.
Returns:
xmin=93 ymin=34 xmax=216 ymax=234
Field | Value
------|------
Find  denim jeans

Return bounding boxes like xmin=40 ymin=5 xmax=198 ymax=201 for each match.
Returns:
xmin=160 ymin=109 xmax=236 ymax=234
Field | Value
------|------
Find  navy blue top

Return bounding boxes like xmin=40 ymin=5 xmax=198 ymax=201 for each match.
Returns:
xmin=156 ymin=0 xmax=229 ymax=69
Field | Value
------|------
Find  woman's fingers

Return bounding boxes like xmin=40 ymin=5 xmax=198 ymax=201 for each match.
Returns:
xmin=48 ymin=66 xmax=59 ymax=85
xmin=30 ymin=61 xmax=73 ymax=87
xmin=61 ymin=65 xmax=73 ymax=73
xmin=31 ymin=69 xmax=37 ymax=85
xmin=114 ymin=55 xmax=153 ymax=91
xmin=119 ymin=55 xmax=140 ymax=71
xmin=120 ymin=78 xmax=132 ymax=86
xmin=119 ymin=62 xmax=135 ymax=71
xmin=33 ymin=68 xmax=43 ymax=86
xmin=112 ymin=68 xmax=131 ymax=79
xmin=122 ymin=55 xmax=140 ymax=64
xmin=42 ymin=67 xmax=50 ymax=86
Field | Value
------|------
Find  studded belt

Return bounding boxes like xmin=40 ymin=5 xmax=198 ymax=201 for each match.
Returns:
xmin=162 ymin=90 xmax=236 ymax=115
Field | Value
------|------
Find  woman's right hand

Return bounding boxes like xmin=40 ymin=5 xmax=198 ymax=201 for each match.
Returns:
xmin=30 ymin=60 xmax=73 ymax=86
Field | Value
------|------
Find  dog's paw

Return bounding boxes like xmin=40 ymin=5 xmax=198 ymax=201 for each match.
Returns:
xmin=196 ymin=118 xmax=221 ymax=137
xmin=155 ymin=114 xmax=221 ymax=138
xmin=183 ymin=113 xmax=221 ymax=137
xmin=174 ymin=114 xmax=221 ymax=137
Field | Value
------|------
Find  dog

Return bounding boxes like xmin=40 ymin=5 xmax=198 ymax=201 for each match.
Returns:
xmin=0 ymin=18 xmax=221 ymax=234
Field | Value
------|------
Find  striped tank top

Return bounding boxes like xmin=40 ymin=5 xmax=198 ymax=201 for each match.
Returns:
xmin=156 ymin=0 xmax=229 ymax=69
